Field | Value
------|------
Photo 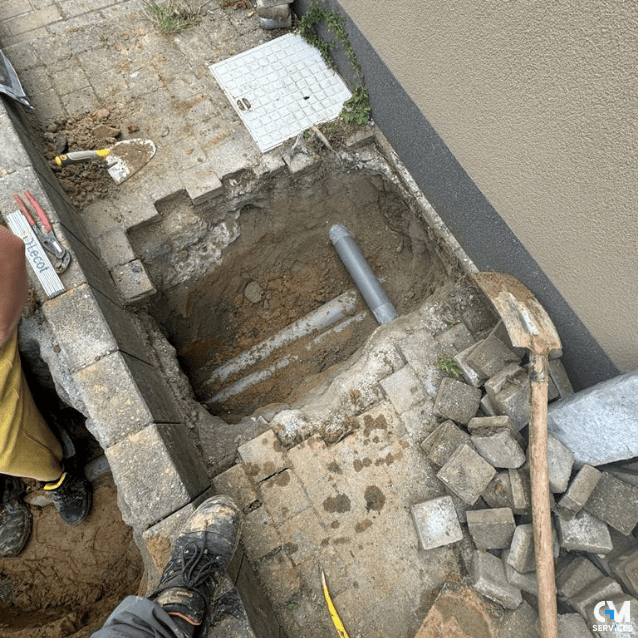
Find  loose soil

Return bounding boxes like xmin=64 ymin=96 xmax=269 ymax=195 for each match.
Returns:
xmin=0 ymin=477 xmax=144 ymax=637
xmin=0 ymin=365 xmax=144 ymax=637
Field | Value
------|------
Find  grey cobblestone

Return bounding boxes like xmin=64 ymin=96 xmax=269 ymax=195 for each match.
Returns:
xmin=584 ymin=471 xmax=638 ymax=536
xmin=557 ymin=509 xmax=613 ymax=554
xmin=379 ymin=364 xmax=428 ymax=413
xmin=421 ymin=419 xmax=472 ymax=467
xmin=472 ymin=550 xmax=522 ymax=610
xmin=437 ymin=443 xmax=496 ymax=505
xmin=434 ymin=377 xmax=482 ymax=425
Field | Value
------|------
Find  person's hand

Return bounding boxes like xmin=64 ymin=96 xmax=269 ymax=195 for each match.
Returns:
xmin=0 ymin=225 xmax=28 ymax=348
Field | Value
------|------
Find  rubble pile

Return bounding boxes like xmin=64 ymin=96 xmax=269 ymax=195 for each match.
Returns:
xmin=412 ymin=321 xmax=638 ymax=636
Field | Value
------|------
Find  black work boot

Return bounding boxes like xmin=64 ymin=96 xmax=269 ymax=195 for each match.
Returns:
xmin=0 ymin=476 xmax=32 ymax=557
xmin=44 ymin=470 xmax=92 ymax=526
xmin=151 ymin=495 xmax=242 ymax=637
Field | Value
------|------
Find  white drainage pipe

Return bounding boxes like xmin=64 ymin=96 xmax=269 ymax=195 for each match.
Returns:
xmin=203 ymin=288 xmax=361 ymax=390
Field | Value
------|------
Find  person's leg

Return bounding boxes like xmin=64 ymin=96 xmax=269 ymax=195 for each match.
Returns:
xmin=0 ymin=331 xmax=64 ymax=481
xmin=0 ymin=331 xmax=92 ymax=528
xmin=92 ymin=495 xmax=242 ymax=638
xmin=92 ymin=596 xmax=187 ymax=638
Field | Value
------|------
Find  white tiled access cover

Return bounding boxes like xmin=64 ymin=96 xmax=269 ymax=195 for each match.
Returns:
xmin=210 ymin=33 xmax=351 ymax=152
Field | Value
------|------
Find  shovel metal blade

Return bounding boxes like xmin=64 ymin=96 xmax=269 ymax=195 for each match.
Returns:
xmin=105 ymin=139 xmax=156 ymax=184
xmin=474 ymin=272 xmax=562 ymax=358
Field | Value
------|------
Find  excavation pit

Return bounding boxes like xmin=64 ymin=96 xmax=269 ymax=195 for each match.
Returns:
xmin=133 ymin=155 xmax=453 ymax=424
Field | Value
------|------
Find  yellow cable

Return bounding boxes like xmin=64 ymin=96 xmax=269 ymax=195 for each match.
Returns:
xmin=321 ymin=570 xmax=350 ymax=638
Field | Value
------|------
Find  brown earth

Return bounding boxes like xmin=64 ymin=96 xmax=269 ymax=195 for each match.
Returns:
xmin=0 ymin=476 xmax=144 ymax=637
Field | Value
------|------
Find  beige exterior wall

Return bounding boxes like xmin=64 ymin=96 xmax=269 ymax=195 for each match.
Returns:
xmin=341 ymin=1 xmax=638 ymax=371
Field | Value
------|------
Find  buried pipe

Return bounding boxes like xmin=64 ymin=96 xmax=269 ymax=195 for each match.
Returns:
xmin=329 ymin=224 xmax=397 ymax=324
xmin=203 ymin=288 xmax=362 ymax=390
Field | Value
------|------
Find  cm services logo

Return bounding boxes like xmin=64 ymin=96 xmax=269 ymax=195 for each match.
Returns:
xmin=593 ymin=600 xmax=633 ymax=633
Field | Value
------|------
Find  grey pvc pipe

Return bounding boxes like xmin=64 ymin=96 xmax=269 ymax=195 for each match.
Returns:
xmin=329 ymin=224 xmax=397 ymax=324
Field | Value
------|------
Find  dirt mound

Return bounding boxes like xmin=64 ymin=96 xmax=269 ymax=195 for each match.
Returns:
xmin=42 ymin=107 xmax=141 ymax=208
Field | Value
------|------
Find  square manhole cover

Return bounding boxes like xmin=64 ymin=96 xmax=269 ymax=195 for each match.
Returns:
xmin=210 ymin=33 xmax=352 ymax=152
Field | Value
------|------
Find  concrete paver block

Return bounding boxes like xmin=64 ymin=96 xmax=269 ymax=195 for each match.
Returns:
xmin=502 ymin=550 xmax=538 ymax=595
xmin=238 ymin=429 xmax=288 ymax=484
xmin=480 ymin=393 xmax=497 ymax=416
xmin=548 ymin=372 xmax=638 ymax=467
xmin=94 ymin=228 xmax=136 ymax=268
xmin=556 ymin=555 xmax=605 ymax=600
xmin=435 ymin=322 xmax=475 ymax=356
xmin=556 ymin=614 xmax=594 ymax=638
xmin=255 ymin=549 xmax=302 ymax=604
xmin=414 ymin=580 xmax=504 ymax=638
xmin=488 ymin=365 xmax=532 ymax=431
xmin=179 ymin=159 xmax=223 ymax=205
xmin=547 ymin=434 xmax=575 ymax=493
xmin=437 ymin=444 xmax=496 ymax=505
xmin=472 ymin=427 xmax=526 ymax=469
xmin=466 ymin=507 xmax=516 ymax=549
xmin=465 ymin=333 xmax=522 ymax=379
xmin=569 ymin=575 xmax=623 ymax=618
xmin=73 ymin=351 xmax=182 ymax=448
xmin=259 ymin=469 xmax=311 ymax=526
xmin=434 ymin=377 xmax=482 ymax=425
xmin=411 ymin=495 xmax=463 ymax=550
xmin=507 ymin=523 xmax=537 ymax=573
xmin=611 ymin=549 xmax=638 ymax=599
xmin=498 ymin=598 xmax=539 ymax=638
xmin=286 ymin=434 xmax=331 ymax=489
xmin=105 ymin=422 xmax=209 ymax=529
xmin=111 ymin=259 xmax=157 ymax=304
xmin=242 ymin=506 xmax=283 ymax=561
xmin=557 ymin=464 xmax=601 ymax=520
xmin=420 ymin=419 xmax=472 ymax=467
xmin=584 ymin=472 xmax=638 ymax=536
xmin=489 ymin=320 xmax=526 ymax=358
xmin=509 ymin=468 xmax=531 ymax=513
xmin=548 ymin=359 xmax=574 ymax=398
xmin=453 ymin=342 xmax=483 ymax=387
xmin=212 ymin=464 xmax=260 ymax=512
xmin=471 ymin=550 xmax=522 ymax=610
xmin=557 ymin=510 xmax=613 ymax=554
xmin=467 ymin=415 xmax=516 ymax=432
xmin=481 ymin=470 xmax=514 ymax=509
xmin=379 ymin=364 xmax=428 ymax=413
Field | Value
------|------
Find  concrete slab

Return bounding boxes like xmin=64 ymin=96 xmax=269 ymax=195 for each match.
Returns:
xmin=548 ymin=372 xmax=638 ymax=468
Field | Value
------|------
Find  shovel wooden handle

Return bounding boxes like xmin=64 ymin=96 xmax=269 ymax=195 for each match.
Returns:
xmin=529 ymin=354 xmax=558 ymax=638
xmin=55 ymin=149 xmax=111 ymax=166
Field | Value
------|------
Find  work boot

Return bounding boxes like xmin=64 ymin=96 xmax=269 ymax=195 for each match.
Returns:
xmin=151 ymin=495 xmax=242 ymax=637
xmin=0 ymin=476 xmax=32 ymax=558
xmin=43 ymin=470 xmax=92 ymax=526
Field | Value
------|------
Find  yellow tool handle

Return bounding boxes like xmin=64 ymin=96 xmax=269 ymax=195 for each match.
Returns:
xmin=321 ymin=570 xmax=350 ymax=638
xmin=54 ymin=149 xmax=111 ymax=166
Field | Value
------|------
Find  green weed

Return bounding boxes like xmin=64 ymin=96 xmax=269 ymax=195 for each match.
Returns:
xmin=437 ymin=354 xmax=464 ymax=378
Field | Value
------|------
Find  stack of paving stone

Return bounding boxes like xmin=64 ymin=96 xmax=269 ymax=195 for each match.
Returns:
xmin=257 ymin=0 xmax=293 ymax=29
xmin=411 ymin=321 xmax=638 ymax=637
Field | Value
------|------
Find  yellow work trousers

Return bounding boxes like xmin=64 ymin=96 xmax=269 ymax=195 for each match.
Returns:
xmin=0 ymin=331 xmax=63 ymax=481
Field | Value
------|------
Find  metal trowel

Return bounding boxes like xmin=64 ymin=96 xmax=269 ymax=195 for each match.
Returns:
xmin=54 ymin=138 xmax=156 ymax=184
xmin=0 ymin=49 xmax=32 ymax=109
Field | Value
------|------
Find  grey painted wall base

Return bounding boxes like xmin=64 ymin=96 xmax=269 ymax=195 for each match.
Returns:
xmin=294 ymin=0 xmax=620 ymax=390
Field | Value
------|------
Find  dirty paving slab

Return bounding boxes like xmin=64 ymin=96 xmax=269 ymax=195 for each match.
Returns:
xmin=213 ymin=287 xmax=496 ymax=638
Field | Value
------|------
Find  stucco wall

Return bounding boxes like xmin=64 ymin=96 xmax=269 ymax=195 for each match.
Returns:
xmin=336 ymin=1 xmax=637 ymax=372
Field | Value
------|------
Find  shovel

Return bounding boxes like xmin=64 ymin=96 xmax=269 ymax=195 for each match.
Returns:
xmin=474 ymin=271 xmax=561 ymax=638
xmin=54 ymin=139 xmax=156 ymax=184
